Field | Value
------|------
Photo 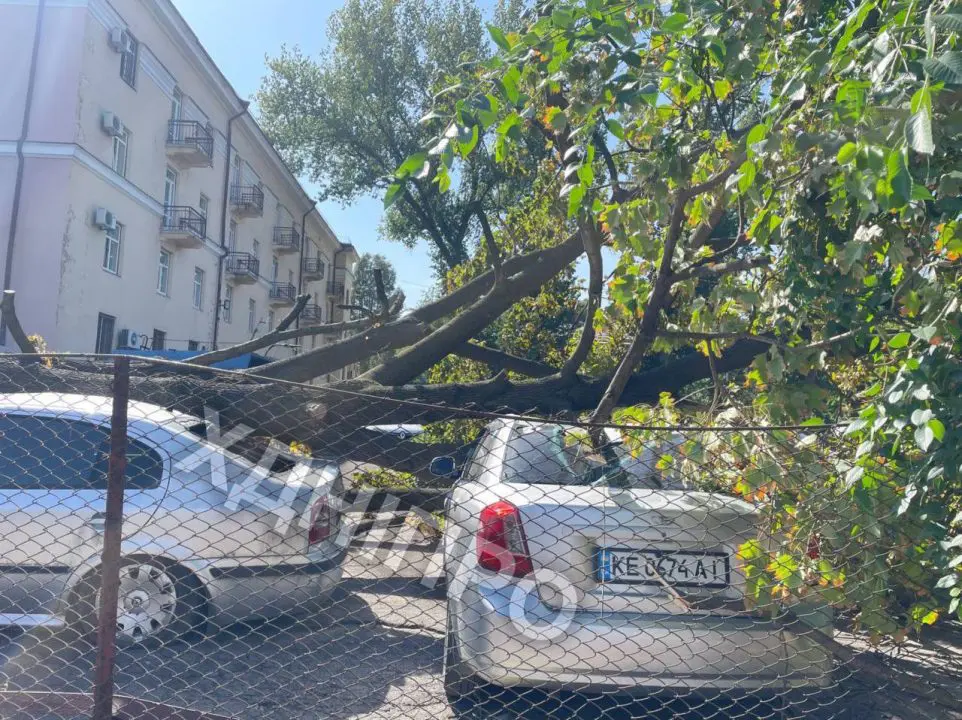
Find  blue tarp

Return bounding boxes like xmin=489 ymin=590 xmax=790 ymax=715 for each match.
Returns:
xmin=119 ymin=349 xmax=271 ymax=370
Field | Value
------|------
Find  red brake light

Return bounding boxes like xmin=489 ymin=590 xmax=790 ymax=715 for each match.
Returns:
xmin=477 ymin=500 xmax=533 ymax=577
xmin=309 ymin=497 xmax=334 ymax=546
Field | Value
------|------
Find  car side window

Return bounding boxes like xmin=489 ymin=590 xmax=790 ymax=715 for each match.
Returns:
xmin=0 ymin=414 xmax=107 ymax=489
xmin=0 ymin=414 xmax=164 ymax=490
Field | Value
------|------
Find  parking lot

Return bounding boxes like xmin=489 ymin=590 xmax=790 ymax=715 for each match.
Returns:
xmin=0 ymin=517 xmax=959 ymax=720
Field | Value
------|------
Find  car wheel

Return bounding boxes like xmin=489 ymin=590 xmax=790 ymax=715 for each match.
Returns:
xmin=69 ymin=557 xmax=207 ymax=646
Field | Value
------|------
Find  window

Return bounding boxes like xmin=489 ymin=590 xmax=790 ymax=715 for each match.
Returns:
xmin=187 ymin=340 xmax=199 ymax=351
xmin=192 ymin=267 xmax=205 ymax=310
xmin=252 ymin=239 xmax=260 ymax=262
xmin=111 ymin=128 xmax=129 ymax=177
xmin=157 ymin=249 xmax=171 ymax=295
xmin=95 ymin=313 xmax=115 ymax=354
xmin=267 ymin=310 xmax=275 ymax=332
xmin=228 ymin=220 xmax=237 ymax=253
xmin=271 ymin=256 xmax=279 ymax=282
xmin=164 ymin=167 xmax=178 ymax=208
xmin=0 ymin=415 xmax=162 ymax=490
xmin=102 ymin=222 xmax=122 ymax=274
xmin=288 ymin=269 xmax=295 ymax=286
xmin=151 ymin=329 xmax=166 ymax=350
xmin=198 ymin=194 xmax=209 ymax=220
xmin=171 ymin=88 xmax=182 ymax=120
xmin=248 ymin=299 xmax=256 ymax=335
xmin=223 ymin=285 xmax=233 ymax=323
xmin=119 ymin=31 xmax=139 ymax=88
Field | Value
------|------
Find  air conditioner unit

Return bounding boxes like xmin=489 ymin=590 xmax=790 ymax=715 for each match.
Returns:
xmin=101 ymin=111 xmax=123 ymax=137
xmin=108 ymin=27 xmax=133 ymax=53
xmin=117 ymin=329 xmax=140 ymax=349
xmin=93 ymin=207 xmax=117 ymax=231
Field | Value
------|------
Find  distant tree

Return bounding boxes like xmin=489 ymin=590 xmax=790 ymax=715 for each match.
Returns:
xmin=256 ymin=0 xmax=491 ymax=271
xmin=352 ymin=253 xmax=398 ymax=315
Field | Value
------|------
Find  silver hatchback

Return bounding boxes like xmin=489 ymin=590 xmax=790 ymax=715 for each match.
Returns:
xmin=441 ymin=420 xmax=832 ymax=714
xmin=0 ymin=393 xmax=346 ymax=643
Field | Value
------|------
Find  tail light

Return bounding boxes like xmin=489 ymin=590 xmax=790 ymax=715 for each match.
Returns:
xmin=477 ymin=500 xmax=533 ymax=577
xmin=308 ymin=497 xmax=335 ymax=546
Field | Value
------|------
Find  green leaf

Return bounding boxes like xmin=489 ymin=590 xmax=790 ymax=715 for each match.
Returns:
xmin=889 ymin=332 xmax=911 ymax=349
xmin=488 ymin=24 xmax=511 ymax=51
xmin=566 ymin=184 xmax=585 ymax=218
xmin=906 ymin=106 xmax=935 ymax=155
xmin=383 ymin=183 xmax=403 ymax=209
xmin=934 ymin=13 xmax=962 ymax=33
xmin=833 ymin=1 xmax=873 ymax=57
xmin=929 ymin=418 xmax=946 ymax=443
xmin=501 ymin=65 xmax=521 ymax=105
xmin=737 ymin=160 xmax=757 ymax=193
xmin=837 ymin=142 xmax=858 ymax=164
xmin=713 ymin=78 xmax=732 ymax=100
xmin=606 ymin=118 xmax=625 ymax=140
xmin=925 ymin=6 xmax=936 ymax=58
xmin=661 ymin=12 xmax=689 ymax=34
xmin=746 ymin=124 xmax=767 ymax=148
xmin=922 ymin=52 xmax=962 ymax=85
xmin=915 ymin=424 xmax=935 ymax=452
xmin=458 ymin=125 xmax=479 ymax=156
xmin=936 ymin=574 xmax=958 ymax=590
xmin=396 ymin=152 xmax=427 ymax=177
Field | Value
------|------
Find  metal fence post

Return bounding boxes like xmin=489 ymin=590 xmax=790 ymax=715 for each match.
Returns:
xmin=92 ymin=356 xmax=129 ymax=720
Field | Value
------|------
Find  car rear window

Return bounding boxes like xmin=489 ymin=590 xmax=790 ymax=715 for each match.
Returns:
xmin=0 ymin=414 xmax=163 ymax=490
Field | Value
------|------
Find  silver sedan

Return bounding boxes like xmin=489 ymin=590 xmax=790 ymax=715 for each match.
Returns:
xmin=440 ymin=419 xmax=833 ymax=715
xmin=0 ymin=393 xmax=346 ymax=643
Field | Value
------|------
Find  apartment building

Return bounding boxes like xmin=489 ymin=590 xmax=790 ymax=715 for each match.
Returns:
xmin=0 ymin=0 xmax=357 ymax=369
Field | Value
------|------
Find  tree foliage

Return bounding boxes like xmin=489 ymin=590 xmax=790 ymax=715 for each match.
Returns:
xmin=256 ymin=0 xmax=489 ymax=270
xmin=352 ymin=253 xmax=399 ymax=314
xmin=393 ymin=0 xmax=962 ymax=637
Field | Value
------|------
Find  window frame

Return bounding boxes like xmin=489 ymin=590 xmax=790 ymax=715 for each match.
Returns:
xmin=102 ymin=222 xmax=122 ymax=275
xmin=157 ymin=249 xmax=171 ymax=296
xmin=119 ymin=31 xmax=139 ymax=88
xmin=151 ymin=328 xmax=166 ymax=351
xmin=111 ymin=127 xmax=129 ymax=177
xmin=198 ymin=193 xmax=209 ymax=220
xmin=223 ymin=284 xmax=233 ymax=323
xmin=95 ymin=312 xmax=116 ymax=354
xmin=248 ymin=298 xmax=256 ymax=335
xmin=192 ymin=267 xmax=205 ymax=310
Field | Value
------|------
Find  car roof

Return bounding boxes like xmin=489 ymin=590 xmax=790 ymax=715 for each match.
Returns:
xmin=0 ymin=393 xmax=200 ymax=430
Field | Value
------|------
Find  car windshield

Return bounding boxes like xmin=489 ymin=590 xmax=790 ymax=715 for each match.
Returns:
xmin=502 ymin=424 xmax=680 ymax=489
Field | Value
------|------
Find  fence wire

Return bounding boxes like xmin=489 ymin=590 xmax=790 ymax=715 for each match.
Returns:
xmin=0 ymin=355 xmax=957 ymax=720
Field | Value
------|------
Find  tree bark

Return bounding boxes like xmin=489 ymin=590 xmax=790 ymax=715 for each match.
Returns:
xmin=454 ymin=342 xmax=556 ymax=378
xmin=0 ymin=291 xmax=38 ymax=356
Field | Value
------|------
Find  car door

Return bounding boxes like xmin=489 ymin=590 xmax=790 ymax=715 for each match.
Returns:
xmin=0 ymin=413 xmax=110 ymax=616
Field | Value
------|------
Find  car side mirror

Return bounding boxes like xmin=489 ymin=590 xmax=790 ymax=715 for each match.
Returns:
xmin=430 ymin=456 xmax=457 ymax=478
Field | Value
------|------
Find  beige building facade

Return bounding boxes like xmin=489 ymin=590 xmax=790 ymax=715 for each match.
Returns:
xmin=0 ymin=0 xmax=357 ymax=368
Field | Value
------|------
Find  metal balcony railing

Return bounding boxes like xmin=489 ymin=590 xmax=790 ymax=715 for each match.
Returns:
xmin=272 ymin=226 xmax=301 ymax=252
xmin=302 ymin=257 xmax=325 ymax=278
xmin=230 ymin=185 xmax=265 ymax=216
xmin=326 ymin=281 xmax=345 ymax=300
xmin=161 ymin=206 xmax=206 ymax=239
xmin=269 ymin=282 xmax=297 ymax=303
xmin=225 ymin=252 xmax=259 ymax=280
xmin=300 ymin=304 xmax=323 ymax=324
xmin=166 ymin=120 xmax=214 ymax=164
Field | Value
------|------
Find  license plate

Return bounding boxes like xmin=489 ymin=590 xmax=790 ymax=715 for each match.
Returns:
xmin=596 ymin=547 xmax=730 ymax=588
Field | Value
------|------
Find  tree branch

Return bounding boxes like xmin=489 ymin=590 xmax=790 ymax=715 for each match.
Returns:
xmin=454 ymin=342 xmax=556 ymax=378
xmin=339 ymin=304 xmax=375 ymax=320
xmin=252 ymin=236 xmax=584 ymax=383
xmin=474 ymin=202 xmax=502 ymax=281
xmin=373 ymin=269 xmax=390 ymax=316
xmin=561 ymin=222 xmax=603 ymax=380
xmin=1 ymin=291 xmax=39 ymax=356
xmin=191 ymin=295 xmax=310 ymax=366
xmin=671 ymin=255 xmax=771 ymax=283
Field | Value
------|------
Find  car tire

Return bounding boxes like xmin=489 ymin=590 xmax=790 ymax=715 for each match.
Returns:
xmin=68 ymin=556 xmax=208 ymax=647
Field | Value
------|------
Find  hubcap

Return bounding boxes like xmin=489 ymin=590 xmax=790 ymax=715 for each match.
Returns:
xmin=99 ymin=563 xmax=177 ymax=642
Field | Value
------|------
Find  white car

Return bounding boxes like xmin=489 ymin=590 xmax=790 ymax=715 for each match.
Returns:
xmin=0 ymin=393 xmax=346 ymax=643
xmin=439 ymin=419 xmax=832 ymax=715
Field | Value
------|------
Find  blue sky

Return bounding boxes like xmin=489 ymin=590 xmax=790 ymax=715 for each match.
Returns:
xmin=171 ymin=0 xmax=496 ymax=305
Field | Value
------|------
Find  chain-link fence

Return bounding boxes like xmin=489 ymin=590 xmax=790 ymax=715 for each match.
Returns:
xmin=0 ymin=355 xmax=958 ymax=719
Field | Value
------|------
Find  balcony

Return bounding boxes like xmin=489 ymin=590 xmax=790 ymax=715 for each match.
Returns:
xmin=272 ymin=225 xmax=301 ymax=253
xmin=166 ymin=120 xmax=213 ymax=167
xmin=226 ymin=252 xmax=259 ymax=284
xmin=300 ymin=303 xmax=323 ymax=325
xmin=302 ymin=256 xmax=326 ymax=280
xmin=269 ymin=282 xmax=297 ymax=306
xmin=160 ymin=206 xmax=206 ymax=249
xmin=230 ymin=184 xmax=264 ymax=218
xmin=326 ymin=280 xmax=345 ymax=302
